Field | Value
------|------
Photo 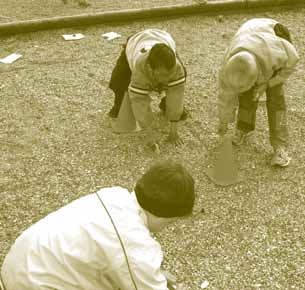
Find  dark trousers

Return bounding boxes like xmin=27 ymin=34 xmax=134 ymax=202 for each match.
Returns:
xmin=237 ymin=85 xmax=288 ymax=149
xmin=109 ymin=44 xmax=132 ymax=114
xmin=274 ymin=23 xmax=292 ymax=43
xmin=236 ymin=22 xmax=291 ymax=149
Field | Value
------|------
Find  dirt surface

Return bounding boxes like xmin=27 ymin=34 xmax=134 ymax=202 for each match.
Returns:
xmin=0 ymin=2 xmax=304 ymax=290
xmin=0 ymin=0 xmax=199 ymax=23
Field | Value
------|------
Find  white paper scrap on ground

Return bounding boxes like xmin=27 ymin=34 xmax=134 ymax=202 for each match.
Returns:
xmin=102 ymin=32 xmax=121 ymax=41
xmin=62 ymin=33 xmax=85 ymax=40
xmin=0 ymin=53 xmax=22 ymax=64
xmin=200 ymin=280 xmax=209 ymax=289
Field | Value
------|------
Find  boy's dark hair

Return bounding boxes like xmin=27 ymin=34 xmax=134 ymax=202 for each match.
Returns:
xmin=274 ymin=23 xmax=292 ymax=43
xmin=135 ymin=160 xmax=195 ymax=218
xmin=147 ymin=43 xmax=176 ymax=71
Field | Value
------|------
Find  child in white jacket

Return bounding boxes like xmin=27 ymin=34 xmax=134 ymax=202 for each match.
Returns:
xmin=1 ymin=160 xmax=194 ymax=290
xmin=217 ymin=18 xmax=299 ymax=167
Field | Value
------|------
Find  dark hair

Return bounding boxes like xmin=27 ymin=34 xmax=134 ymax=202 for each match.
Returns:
xmin=147 ymin=43 xmax=176 ymax=70
xmin=135 ymin=160 xmax=195 ymax=218
xmin=274 ymin=23 xmax=292 ymax=43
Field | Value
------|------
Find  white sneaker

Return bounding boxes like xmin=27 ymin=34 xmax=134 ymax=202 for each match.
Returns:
xmin=271 ymin=146 xmax=291 ymax=167
xmin=232 ymin=130 xmax=248 ymax=146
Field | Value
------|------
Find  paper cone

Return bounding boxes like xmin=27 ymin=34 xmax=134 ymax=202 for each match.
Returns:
xmin=112 ymin=93 xmax=140 ymax=133
xmin=206 ymin=136 xmax=241 ymax=186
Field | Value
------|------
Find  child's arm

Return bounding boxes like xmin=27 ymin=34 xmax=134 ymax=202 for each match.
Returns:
xmin=162 ymin=270 xmax=188 ymax=290
xmin=146 ymin=126 xmax=160 ymax=153
xmin=112 ymin=239 xmax=172 ymax=290
xmin=218 ymin=78 xmax=238 ymax=135
xmin=168 ymin=121 xmax=183 ymax=146
xmin=268 ymin=40 xmax=299 ymax=88
xmin=162 ymin=270 xmax=177 ymax=290
xmin=128 ymin=85 xmax=152 ymax=130
xmin=166 ymin=82 xmax=185 ymax=145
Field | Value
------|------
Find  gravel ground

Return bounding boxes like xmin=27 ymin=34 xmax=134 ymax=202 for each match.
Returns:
xmin=0 ymin=2 xmax=305 ymax=290
xmin=0 ymin=0 xmax=203 ymax=23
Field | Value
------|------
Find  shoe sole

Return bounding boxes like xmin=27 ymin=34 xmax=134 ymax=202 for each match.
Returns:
xmin=232 ymin=131 xmax=252 ymax=146
xmin=271 ymin=158 xmax=291 ymax=167
xmin=232 ymin=136 xmax=245 ymax=146
xmin=232 ymin=140 xmax=243 ymax=146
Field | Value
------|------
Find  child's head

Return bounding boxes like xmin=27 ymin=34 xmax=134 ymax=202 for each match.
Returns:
xmin=135 ymin=160 xmax=195 ymax=232
xmin=146 ymin=43 xmax=177 ymax=86
xmin=224 ymin=51 xmax=258 ymax=93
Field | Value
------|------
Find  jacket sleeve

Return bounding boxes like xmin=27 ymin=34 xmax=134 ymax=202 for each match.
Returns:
xmin=268 ymin=39 xmax=299 ymax=87
xmin=165 ymin=60 xmax=186 ymax=121
xmin=166 ymin=78 xmax=185 ymax=121
xmin=218 ymin=76 xmax=238 ymax=124
xmin=112 ymin=233 xmax=169 ymax=290
xmin=128 ymin=73 xmax=153 ymax=129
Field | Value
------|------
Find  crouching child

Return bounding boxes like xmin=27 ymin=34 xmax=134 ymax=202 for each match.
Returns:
xmin=1 ymin=160 xmax=195 ymax=290
xmin=108 ymin=29 xmax=188 ymax=146
xmin=217 ymin=18 xmax=299 ymax=167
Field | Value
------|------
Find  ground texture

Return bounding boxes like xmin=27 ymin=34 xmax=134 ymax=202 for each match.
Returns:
xmin=0 ymin=0 xmax=201 ymax=23
xmin=0 ymin=1 xmax=304 ymax=290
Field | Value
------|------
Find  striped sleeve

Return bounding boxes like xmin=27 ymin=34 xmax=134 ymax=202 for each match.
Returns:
xmin=168 ymin=76 xmax=186 ymax=87
xmin=168 ymin=57 xmax=186 ymax=87
xmin=129 ymin=85 xmax=149 ymax=96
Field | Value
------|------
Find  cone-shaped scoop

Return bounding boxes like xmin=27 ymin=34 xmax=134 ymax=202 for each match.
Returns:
xmin=206 ymin=136 xmax=241 ymax=186
xmin=112 ymin=93 xmax=140 ymax=133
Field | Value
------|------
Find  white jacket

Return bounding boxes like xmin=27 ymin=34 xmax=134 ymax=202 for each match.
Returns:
xmin=1 ymin=187 xmax=168 ymax=290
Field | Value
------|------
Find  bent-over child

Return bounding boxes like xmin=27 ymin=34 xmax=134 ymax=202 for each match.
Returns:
xmin=108 ymin=29 xmax=188 ymax=145
xmin=1 ymin=160 xmax=195 ymax=290
xmin=217 ymin=18 xmax=299 ymax=166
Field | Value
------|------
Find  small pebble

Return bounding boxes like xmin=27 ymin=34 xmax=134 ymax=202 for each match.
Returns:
xmin=201 ymin=280 xmax=209 ymax=289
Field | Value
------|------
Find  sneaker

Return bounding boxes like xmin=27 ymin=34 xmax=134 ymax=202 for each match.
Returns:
xmin=108 ymin=106 xmax=120 ymax=118
xmin=271 ymin=146 xmax=291 ymax=167
xmin=232 ymin=130 xmax=248 ymax=146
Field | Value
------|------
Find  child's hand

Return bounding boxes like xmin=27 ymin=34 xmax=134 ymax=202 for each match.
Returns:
xmin=146 ymin=128 xmax=160 ymax=153
xmin=167 ymin=283 xmax=177 ymax=290
xmin=168 ymin=121 xmax=183 ymax=146
xmin=217 ymin=122 xmax=228 ymax=135
xmin=175 ymin=283 xmax=188 ymax=290
xmin=147 ymin=141 xmax=160 ymax=154
xmin=162 ymin=270 xmax=177 ymax=285
xmin=167 ymin=281 xmax=187 ymax=290
xmin=167 ymin=132 xmax=183 ymax=146
xmin=162 ymin=270 xmax=187 ymax=290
